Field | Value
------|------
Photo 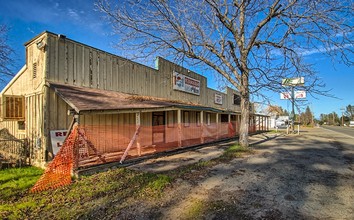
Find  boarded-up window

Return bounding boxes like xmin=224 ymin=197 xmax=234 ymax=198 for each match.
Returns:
xmin=233 ymin=94 xmax=241 ymax=105
xmin=3 ymin=96 xmax=25 ymax=120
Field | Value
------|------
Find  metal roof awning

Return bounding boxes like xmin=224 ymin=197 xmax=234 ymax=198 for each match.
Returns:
xmin=47 ymin=82 xmax=228 ymax=114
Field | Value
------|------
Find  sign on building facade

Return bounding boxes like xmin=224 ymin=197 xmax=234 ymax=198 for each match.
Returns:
xmin=173 ymin=71 xmax=200 ymax=95
xmin=50 ymin=130 xmax=68 ymax=155
xmin=214 ymin=93 xmax=223 ymax=105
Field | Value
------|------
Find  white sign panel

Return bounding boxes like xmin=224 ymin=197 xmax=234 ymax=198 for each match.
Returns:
xmin=280 ymin=92 xmax=291 ymax=100
xmin=214 ymin=93 xmax=223 ymax=105
xmin=173 ymin=71 xmax=200 ymax=95
xmin=280 ymin=91 xmax=307 ymax=100
xmin=50 ymin=130 xmax=68 ymax=155
xmin=282 ymin=77 xmax=305 ymax=86
xmin=295 ymin=90 xmax=306 ymax=99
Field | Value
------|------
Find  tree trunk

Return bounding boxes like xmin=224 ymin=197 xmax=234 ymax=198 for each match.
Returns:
xmin=239 ymin=89 xmax=250 ymax=147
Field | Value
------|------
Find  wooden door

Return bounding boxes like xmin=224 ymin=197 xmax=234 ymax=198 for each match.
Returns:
xmin=152 ymin=112 xmax=165 ymax=144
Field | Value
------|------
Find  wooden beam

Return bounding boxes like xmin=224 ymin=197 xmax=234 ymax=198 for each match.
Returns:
xmin=136 ymin=112 xmax=141 ymax=156
xmin=120 ymin=125 xmax=141 ymax=163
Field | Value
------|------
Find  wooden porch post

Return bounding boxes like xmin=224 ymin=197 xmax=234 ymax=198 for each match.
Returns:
xmin=136 ymin=112 xmax=141 ymax=156
xmin=258 ymin=116 xmax=261 ymax=131
xmin=177 ymin=109 xmax=182 ymax=147
xmin=200 ymin=111 xmax=204 ymax=144
xmin=216 ymin=113 xmax=219 ymax=140
xmin=267 ymin=116 xmax=270 ymax=130
xmin=228 ymin=114 xmax=231 ymax=138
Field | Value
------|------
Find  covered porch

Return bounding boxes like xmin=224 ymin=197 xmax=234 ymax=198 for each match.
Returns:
xmin=49 ymin=82 xmax=269 ymax=168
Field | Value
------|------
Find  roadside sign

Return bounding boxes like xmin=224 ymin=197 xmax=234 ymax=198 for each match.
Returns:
xmin=50 ymin=130 xmax=68 ymax=155
xmin=280 ymin=91 xmax=306 ymax=99
xmin=295 ymin=90 xmax=306 ymax=99
xmin=282 ymin=77 xmax=304 ymax=86
xmin=280 ymin=92 xmax=291 ymax=100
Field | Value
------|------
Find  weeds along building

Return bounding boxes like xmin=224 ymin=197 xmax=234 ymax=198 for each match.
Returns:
xmin=0 ymin=31 xmax=269 ymax=168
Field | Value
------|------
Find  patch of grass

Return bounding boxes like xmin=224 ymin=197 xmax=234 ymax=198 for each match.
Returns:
xmin=0 ymin=143 xmax=255 ymax=219
xmin=183 ymin=199 xmax=205 ymax=219
xmin=168 ymin=160 xmax=217 ymax=181
xmin=218 ymin=144 xmax=253 ymax=161
xmin=133 ymin=172 xmax=172 ymax=197
xmin=205 ymin=200 xmax=253 ymax=220
xmin=181 ymin=199 xmax=252 ymax=220
xmin=0 ymin=167 xmax=173 ymax=219
xmin=0 ymin=166 xmax=43 ymax=200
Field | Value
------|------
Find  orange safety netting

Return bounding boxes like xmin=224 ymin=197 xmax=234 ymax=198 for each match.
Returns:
xmin=75 ymin=122 xmax=259 ymax=168
xmin=31 ymin=125 xmax=78 ymax=193
xmin=31 ymin=121 xmax=263 ymax=192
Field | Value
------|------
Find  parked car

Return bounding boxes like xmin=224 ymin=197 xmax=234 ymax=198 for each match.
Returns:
xmin=349 ymin=121 xmax=354 ymax=127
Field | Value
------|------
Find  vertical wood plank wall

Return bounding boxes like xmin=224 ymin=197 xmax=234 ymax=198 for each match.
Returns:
xmin=45 ymin=34 xmax=241 ymax=112
xmin=1 ymin=32 xmax=259 ymax=165
xmin=0 ymin=35 xmax=47 ymax=165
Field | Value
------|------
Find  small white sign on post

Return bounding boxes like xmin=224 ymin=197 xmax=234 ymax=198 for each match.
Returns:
xmin=50 ymin=130 xmax=68 ymax=155
xmin=280 ymin=91 xmax=306 ymax=99
xmin=282 ymin=77 xmax=305 ymax=86
xmin=295 ymin=90 xmax=306 ymax=99
xmin=280 ymin=92 xmax=291 ymax=100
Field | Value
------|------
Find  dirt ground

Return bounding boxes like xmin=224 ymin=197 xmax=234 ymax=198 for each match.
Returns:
xmin=120 ymin=128 xmax=354 ymax=219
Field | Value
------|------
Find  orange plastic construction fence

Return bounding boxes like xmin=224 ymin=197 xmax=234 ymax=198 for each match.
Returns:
xmin=31 ymin=121 xmax=262 ymax=192
xmin=31 ymin=125 xmax=78 ymax=193
xmin=75 ymin=122 xmax=259 ymax=168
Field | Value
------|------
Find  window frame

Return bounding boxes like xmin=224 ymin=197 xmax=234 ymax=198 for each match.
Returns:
xmin=233 ymin=94 xmax=241 ymax=105
xmin=2 ymin=95 xmax=25 ymax=120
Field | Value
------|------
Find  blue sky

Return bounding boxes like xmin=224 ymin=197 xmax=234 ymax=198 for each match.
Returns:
xmin=0 ymin=0 xmax=353 ymax=118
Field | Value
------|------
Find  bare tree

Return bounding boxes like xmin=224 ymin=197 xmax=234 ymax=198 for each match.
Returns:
xmin=0 ymin=25 xmax=14 ymax=82
xmin=97 ymin=0 xmax=353 ymax=147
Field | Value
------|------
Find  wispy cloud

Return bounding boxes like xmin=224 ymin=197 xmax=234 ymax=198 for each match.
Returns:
xmin=297 ymin=44 xmax=354 ymax=56
xmin=67 ymin=8 xmax=81 ymax=21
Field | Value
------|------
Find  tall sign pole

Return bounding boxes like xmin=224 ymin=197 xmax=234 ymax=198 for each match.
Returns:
xmin=291 ymin=86 xmax=295 ymax=133
xmin=281 ymin=77 xmax=305 ymax=134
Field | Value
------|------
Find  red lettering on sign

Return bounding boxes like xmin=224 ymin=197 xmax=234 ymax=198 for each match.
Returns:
xmin=55 ymin=132 xmax=67 ymax=137
xmin=55 ymin=132 xmax=63 ymax=136
xmin=185 ymin=77 xmax=200 ymax=87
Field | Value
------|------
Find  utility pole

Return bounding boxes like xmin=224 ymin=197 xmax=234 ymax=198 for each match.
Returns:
xmin=340 ymin=108 xmax=345 ymax=126
xmin=291 ymin=86 xmax=295 ymax=133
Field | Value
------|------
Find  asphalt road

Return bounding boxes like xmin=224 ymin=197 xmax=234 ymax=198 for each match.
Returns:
xmin=321 ymin=125 xmax=354 ymax=138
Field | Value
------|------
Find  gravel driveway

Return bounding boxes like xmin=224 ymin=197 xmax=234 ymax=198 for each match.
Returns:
xmin=127 ymin=128 xmax=354 ymax=219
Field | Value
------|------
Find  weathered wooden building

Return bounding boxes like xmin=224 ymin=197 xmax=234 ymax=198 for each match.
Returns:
xmin=0 ymin=31 xmax=269 ymax=167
